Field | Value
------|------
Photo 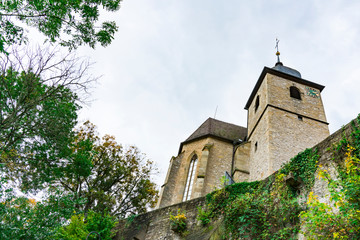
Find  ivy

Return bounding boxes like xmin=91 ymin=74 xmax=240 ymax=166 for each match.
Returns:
xmin=198 ymin=181 xmax=259 ymax=226
xmin=197 ymin=147 xmax=320 ymax=239
xmin=300 ymin=114 xmax=360 ymax=239
xmin=222 ymin=174 xmax=301 ymax=239
xmin=281 ymin=148 xmax=319 ymax=191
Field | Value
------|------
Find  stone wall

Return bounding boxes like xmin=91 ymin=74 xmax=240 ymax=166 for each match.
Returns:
xmin=115 ymin=117 xmax=357 ymax=240
xmin=158 ymin=136 xmax=234 ymax=208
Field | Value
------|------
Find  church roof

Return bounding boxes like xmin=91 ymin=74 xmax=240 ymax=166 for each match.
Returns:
xmin=272 ymin=62 xmax=301 ymax=78
xmin=178 ymin=118 xmax=247 ymax=154
xmin=185 ymin=118 xmax=247 ymax=143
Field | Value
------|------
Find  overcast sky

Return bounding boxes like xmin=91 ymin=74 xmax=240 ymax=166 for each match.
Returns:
xmin=70 ymin=0 xmax=360 ymax=186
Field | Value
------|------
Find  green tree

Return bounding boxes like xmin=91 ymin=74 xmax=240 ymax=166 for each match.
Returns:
xmin=54 ymin=210 xmax=118 ymax=240
xmin=59 ymin=121 xmax=159 ymax=218
xmin=0 ymin=0 xmax=121 ymax=52
xmin=0 ymin=177 xmax=85 ymax=240
xmin=0 ymin=46 xmax=93 ymax=191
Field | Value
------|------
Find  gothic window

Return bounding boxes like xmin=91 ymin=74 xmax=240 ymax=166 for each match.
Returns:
xmin=255 ymin=95 xmax=260 ymax=112
xmin=183 ymin=155 xmax=198 ymax=201
xmin=290 ymin=86 xmax=301 ymax=100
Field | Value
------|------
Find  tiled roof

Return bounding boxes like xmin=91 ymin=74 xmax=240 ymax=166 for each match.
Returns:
xmin=184 ymin=118 xmax=247 ymax=143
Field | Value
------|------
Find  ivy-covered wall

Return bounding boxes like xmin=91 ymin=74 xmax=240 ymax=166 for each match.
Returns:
xmin=115 ymin=115 xmax=360 ymax=240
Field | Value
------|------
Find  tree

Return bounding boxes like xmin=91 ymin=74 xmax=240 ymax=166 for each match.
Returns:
xmin=0 ymin=177 xmax=85 ymax=240
xmin=0 ymin=0 xmax=121 ymax=52
xmin=0 ymin=46 xmax=94 ymax=191
xmin=59 ymin=121 xmax=159 ymax=218
xmin=54 ymin=210 xmax=118 ymax=240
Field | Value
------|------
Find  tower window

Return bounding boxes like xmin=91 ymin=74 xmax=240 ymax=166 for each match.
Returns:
xmin=298 ymin=115 xmax=303 ymax=121
xmin=183 ymin=155 xmax=198 ymax=201
xmin=255 ymin=95 xmax=260 ymax=112
xmin=290 ymin=86 xmax=301 ymax=100
xmin=255 ymin=142 xmax=258 ymax=151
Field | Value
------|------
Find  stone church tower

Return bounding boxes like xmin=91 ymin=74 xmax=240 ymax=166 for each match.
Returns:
xmin=157 ymin=52 xmax=330 ymax=208
xmin=244 ymin=61 xmax=329 ymax=181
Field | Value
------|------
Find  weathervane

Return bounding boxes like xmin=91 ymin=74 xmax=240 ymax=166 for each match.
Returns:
xmin=275 ymin=38 xmax=281 ymax=64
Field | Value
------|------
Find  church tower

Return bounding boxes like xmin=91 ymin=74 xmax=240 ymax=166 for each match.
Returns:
xmin=244 ymin=49 xmax=330 ymax=181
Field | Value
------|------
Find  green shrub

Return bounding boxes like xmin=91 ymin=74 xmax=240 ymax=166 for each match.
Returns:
xmin=169 ymin=209 xmax=187 ymax=234
xmin=54 ymin=210 xmax=118 ymax=240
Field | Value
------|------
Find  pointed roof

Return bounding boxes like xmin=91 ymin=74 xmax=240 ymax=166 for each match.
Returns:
xmin=185 ymin=118 xmax=247 ymax=142
xmin=178 ymin=118 xmax=247 ymax=154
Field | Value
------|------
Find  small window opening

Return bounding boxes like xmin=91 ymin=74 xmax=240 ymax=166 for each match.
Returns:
xmin=255 ymin=95 xmax=260 ymax=112
xmin=290 ymin=86 xmax=301 ymax=100
xmin=298 ymin=115 xmax=303 ymax=121
xmin=255 ymin=142 xmax=258 ymax=151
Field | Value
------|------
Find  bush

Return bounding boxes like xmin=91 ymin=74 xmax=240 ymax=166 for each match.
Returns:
xmin=54 ymin=210 xmax=118 ymax=240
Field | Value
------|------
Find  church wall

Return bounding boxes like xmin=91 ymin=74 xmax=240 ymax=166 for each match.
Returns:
xmin=157 ymin=154 xmax=183 ymax=208
xmin=266 ymin=74 xmax=328 ymax=123
xmin=233 ymin=141 xmax=251 ymax=182
xmin=202 ymin=138 xmax=234 ymax=195
xmin=158 ymin=137 xmax=235 ymax=207
xmin=172 ymin=138 xmax=209 ymax=204
xmin=248 ymin=112 xmax=271 ymax=181
xmin=268 ymin=106 xmax=330 ymax=174
xmin=247 ymin=74 xmax=269 ymax=135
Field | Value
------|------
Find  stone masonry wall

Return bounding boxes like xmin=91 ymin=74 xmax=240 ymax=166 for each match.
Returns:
xmin=159 ymin=137 xmax=234 ymax=208
xmin=267 ymin=74 xmax=327 ymax=123
xmin=268 ymin=106 xmax=330 ymax=174
xmin=247 ymin=73 xmax=269 ymax=135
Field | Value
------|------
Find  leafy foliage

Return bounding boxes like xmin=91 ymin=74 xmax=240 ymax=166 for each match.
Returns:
xmin=0 ymin=0 xmax=121 ymax=51
xmin=0 ymin=178 xmax=84 ymax=240
xmin=0 ymin=68 xmax=79 ymax=190
xmin=169 ymin=209 xmax=187 ymax=234
xmin=224 ymin=174 xmax=300 ymax=239
xmin=197 ymin=147 xmax=321 ymax=239
xmin=57 ymin=121 xmax=159 ymax=218
xmin=0 ymin=46 xmax=95 ymax=192
xmin=54 ymin=210 xmax=118 ymax=240
xmin=197 ymin=181 xmax=259 ymax=226
xmin=301 ymin=114 xmax=360 ymax=239
xmin=280 ymin=148 xmax=319 ymax=191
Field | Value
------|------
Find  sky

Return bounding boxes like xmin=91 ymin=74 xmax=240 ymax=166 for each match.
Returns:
xmin=66 ymin=0 xmax=360 ymax=187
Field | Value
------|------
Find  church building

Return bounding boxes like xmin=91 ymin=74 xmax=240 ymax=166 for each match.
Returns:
xmin=157 ymin=51 xmax=330 ymax=209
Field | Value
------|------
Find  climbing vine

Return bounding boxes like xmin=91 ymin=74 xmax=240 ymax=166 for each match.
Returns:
xmin=280 ymin=148 xmax=319 ymax=191
xmin=300 ymin=114 xmax=360 ymax=239
xmin=197 ymin=147 xmax=320 ymax=239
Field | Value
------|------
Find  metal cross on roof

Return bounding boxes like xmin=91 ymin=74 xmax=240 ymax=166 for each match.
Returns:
xmin=275 ymin=38 xmax=281 ymax=63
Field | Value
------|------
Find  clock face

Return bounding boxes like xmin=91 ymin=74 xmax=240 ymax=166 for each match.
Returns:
xmin=305 ymin=87 xmax=320 ymax=98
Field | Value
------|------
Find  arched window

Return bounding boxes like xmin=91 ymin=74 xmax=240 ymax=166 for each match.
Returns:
xmin=290 ymin=86 xmax=301 ymax=100
xmin=255 ymin=95 xmax=260 ymax=112
xmin=183 ymin=155 xmax=198 ymax=201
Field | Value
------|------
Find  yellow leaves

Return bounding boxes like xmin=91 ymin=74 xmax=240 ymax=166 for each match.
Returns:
xmin=174 ymin=213 xmax=186 ymax=221
xmin=307 ymin=191 xmax=318 ymax=205
xmin=28 ymin=198 xmax=36 ymax=205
